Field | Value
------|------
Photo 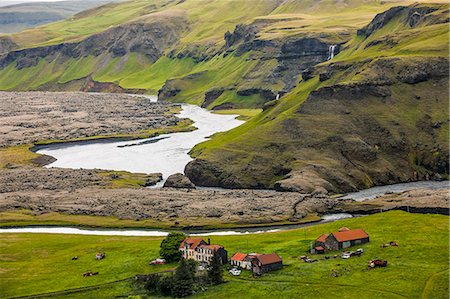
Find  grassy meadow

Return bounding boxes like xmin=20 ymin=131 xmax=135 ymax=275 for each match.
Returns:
xmin=0 ymin=211 xmax=448 ymax=298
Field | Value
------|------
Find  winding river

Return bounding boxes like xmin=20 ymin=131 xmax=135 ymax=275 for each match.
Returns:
xmin=8 ymin=96 xmax=447 ymax=237
xmin=0 ymin=213 xmax=355 ymax=236
xmin=36 ymin=103 xmax=244 ymax=182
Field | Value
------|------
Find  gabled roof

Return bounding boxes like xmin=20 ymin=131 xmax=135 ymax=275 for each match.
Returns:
xmin=231 ymin=252 xmax=247 ymax=261
xmin=331 ymin=228 xmax=369 ymax=242
xmin=179 ymin=238 xmax=205 ymax=249
xmin=315 ymin=246 xmax=325 ymax=251
xmin=316 ymin=234 xmax=329 ymax=243
xmin=200 ymin=244 xmax=223 ymax=251
xmin=256 ymin=253 xmax=282 ymax=265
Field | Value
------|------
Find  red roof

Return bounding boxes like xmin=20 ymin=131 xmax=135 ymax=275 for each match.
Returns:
xmin=332 ymin=229 xmax=369 ymax=242
xmin=179 ymin=238 xmax=205 ymax=249
xmin=231 ymin=252 xmax=247 ymax=261
xmin=339 ymin=227 xmax=350 ymax=232
xmin=200 ymin=244 xmax=223 ymax=251
xmin=316 ymin=234 xmax=329 ymax=243
xmin=256 ymin=253 xmax=282 ymax=265
xmin=315 ymin=246 xmax=325 ymax=251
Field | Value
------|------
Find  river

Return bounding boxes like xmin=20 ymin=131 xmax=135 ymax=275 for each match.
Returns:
xmin=341 ymin=180 xmax=449 ymax=201
xmin=0 ymin=213 xmax=355 ymax=237
xmin=36 ymin=103 xmax=243 ymax=183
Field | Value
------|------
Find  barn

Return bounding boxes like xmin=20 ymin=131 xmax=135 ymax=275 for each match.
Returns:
xmin=251 ymin=253 xmax=283 ymax=275
xmin=314 ymin=228 xmax=370 ymax=251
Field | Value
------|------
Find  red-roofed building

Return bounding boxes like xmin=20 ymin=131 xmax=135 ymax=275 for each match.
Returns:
xmin=179 ymin=238 xmax=228 ymax=266
xmin=251 ymin=253 xmax=283 ymax=275
xmin=230 ymin=252 xmax=248 ymax=268
xmin=314 ymin=228 xmax=370 ymax=251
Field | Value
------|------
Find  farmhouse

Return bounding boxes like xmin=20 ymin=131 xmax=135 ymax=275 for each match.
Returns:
xmin=314 ymin=228 xmax=370 ymax=251
xmin=179 ymin=237 xmax=228 ymax=266
xmin=251 ymin=253 xmax=283 ymax=275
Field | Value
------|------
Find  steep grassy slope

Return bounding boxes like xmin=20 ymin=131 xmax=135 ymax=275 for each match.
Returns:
xmin=0 ymin=0 xmax=423 ymax=109
xmin=185 ymin=3 xmax=449 ymax=192
xmin=0 ymin=0 xmax=119 ymax=34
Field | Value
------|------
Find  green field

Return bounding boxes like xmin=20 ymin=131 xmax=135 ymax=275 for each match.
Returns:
xmin=0 ymin=211 xmax=448 ymax=298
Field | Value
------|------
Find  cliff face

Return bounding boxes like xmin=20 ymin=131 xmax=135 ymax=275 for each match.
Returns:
xmin=158 ymin=23 xmax=342 ymax=108
xmin=0 ymin=19 xmax=187 ymax=70
xmin=185 ymin=4 xmax=449 ymax=192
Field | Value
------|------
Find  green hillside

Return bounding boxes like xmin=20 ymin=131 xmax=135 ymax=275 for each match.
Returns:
xmin=0 ymin=0 xmax=425 ymax=104
xmin=0 ymin=0 xmax=448 ymax=192
xmin=186 ymin=3 xmax=449 ymax=192
xmin=0 ymin=0 xmax=120 ymax=34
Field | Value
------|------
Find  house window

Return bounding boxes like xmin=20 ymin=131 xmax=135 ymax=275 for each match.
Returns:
xmin=355 ymin=240 xmax=361 ymax=244
xmin=342 ymin=241 xmax=351 ymax=248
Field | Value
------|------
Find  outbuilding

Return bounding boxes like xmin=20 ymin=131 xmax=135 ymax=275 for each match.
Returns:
xmin=251 ymin=253 xmax=283 ymax=275
xmin=314 ymin=228 xmax=370 ymax=251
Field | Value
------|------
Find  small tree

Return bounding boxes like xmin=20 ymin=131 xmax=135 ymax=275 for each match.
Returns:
xmin=172 ymin=258 xmax=195 ymax=297
xmin=207 ymin=253 xmax=223 ymax=285
xmin=160 ymin=232 xmax=186 ymax=262
xmin=157 ymin=275 xmax=174 ymax=296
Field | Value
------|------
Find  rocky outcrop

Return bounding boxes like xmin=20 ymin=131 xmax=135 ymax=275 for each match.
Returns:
xmin=224 ymin=24 xmax=259 ymax=48
xmin=357 ymin=5 xmax=439 ymax=37
xmin=158 ymin=79 xmax=181 ymax=101
xmin=0 ymin=37 xmax=17 ymax=55
xmin=201 ymin=88 xmax=225 ymax=108
xmin=163 ymin=173 xmax=195 ymax=189
xmin=144 ymin=173 xmax=163 ymax=187
xmin=236 ymin=88 xmax=276 ymax=101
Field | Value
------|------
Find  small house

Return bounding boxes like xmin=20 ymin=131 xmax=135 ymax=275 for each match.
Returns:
xmin=230 ymin=252 xmax=248 ymax=269
xmin=251 ymin=253 xmax=283 ymax=275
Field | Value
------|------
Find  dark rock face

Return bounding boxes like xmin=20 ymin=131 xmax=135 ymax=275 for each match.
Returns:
xmin=224 ymin=24 xmax=258 ymax=48
xmin=201 ymin=88 xmax=225 ymax=108
xmin=185 ymin=159 xmax=223 ymax=187
xmin=236 ymin=88 xmax=276 ymax=101
xmin=0 ymin=19 xmax=186 ymax=70
xmin=158 ymin=80 xmax=181 ymax=101
xmin=357 ymin=5 xmax=438 ymax=37
xmin=0 ymin=37 xmax=17 ymax=55
xmin=357 ymin=6 xmax=406 ymax=37
xmin=163 ymin=173 xmax=195 ymax=189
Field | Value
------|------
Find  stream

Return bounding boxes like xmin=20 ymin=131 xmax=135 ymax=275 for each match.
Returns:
xmin=0 ymin=213 xmax=355 ymax=236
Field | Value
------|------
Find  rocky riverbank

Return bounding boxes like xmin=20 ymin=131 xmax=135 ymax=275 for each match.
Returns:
xmin=0 ymin=167 xmax=447 ymax=228
xmin=0 ymin=91 xmax=182 ymax=147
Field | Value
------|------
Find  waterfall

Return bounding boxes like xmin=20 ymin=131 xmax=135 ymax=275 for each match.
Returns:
xmin=276 ymin=93 xmax=280 ymax=101
xmin=328 ymin=45 xmax=336 ymax=60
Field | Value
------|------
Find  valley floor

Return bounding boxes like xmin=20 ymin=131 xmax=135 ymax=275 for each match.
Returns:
xmin=0 ymin=211 xmax=448 ymax=298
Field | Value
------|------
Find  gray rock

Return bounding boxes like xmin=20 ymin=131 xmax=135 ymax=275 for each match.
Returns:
xmin=163 ymin=173 xmax=195 ymax=189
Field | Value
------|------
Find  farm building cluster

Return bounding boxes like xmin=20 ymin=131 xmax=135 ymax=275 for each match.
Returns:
xmin=177 ymin=227 xmax=370 ymax=275
xmin=178 ymin=237 xmax=283 ymax=275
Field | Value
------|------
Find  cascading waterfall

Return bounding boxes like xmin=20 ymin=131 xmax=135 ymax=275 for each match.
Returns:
xmin=275 ymin=93 xmax=280 ymax=101
xmin=328 ymin=45 xmax=336 ymax=60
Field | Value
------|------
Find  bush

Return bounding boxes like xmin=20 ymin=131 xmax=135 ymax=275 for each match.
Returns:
xmin=160 ymin=232 xmax=186 ymax=262
xmin=143 ymin=274 xmax=161 ymax=292
xmin=157 ymin=275 xmax=174 ymax=296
